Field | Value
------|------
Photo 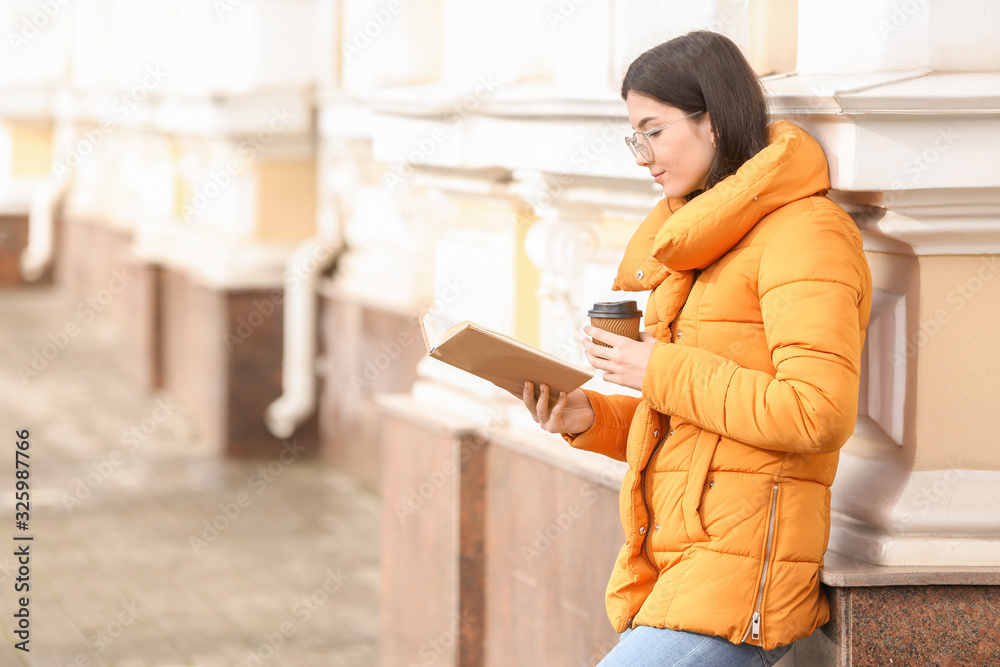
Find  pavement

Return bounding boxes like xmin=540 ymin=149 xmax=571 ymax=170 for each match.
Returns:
xmin=0 ymin=286 xmax=381 ymax=666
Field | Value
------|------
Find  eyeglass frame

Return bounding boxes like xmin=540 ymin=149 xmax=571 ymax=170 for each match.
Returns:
xmin=625 ymin=111 xmax=701 ymax=162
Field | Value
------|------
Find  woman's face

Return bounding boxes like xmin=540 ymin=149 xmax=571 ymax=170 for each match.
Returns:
xmin=625 ymin=91 xmax=716 ymax=199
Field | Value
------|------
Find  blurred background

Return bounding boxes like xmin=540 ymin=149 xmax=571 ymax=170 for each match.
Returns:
xmin=1 ymin=0 xmax=999 ymax=665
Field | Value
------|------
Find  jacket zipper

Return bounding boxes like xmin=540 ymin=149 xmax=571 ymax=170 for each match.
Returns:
xmin=639 ymin=430 xmax=669 ymax=570
xmin=741 ymin=484 xmax=779 ymax=644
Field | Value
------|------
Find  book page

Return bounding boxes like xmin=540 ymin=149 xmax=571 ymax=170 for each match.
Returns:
xmin=419 ymin=310 xmax=462 ymax=351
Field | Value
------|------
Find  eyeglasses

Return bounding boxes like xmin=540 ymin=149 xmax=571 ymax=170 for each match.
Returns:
xmin=625 ymin=111 xmax=699 ymax=162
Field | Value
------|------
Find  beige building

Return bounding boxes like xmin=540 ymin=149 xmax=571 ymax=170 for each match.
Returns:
xmin=1 ymin=0 xmax=998 ymax=664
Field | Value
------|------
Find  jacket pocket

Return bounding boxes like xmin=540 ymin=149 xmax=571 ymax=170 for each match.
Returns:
xmin=682 ymin=429 xmax=720 ymax=542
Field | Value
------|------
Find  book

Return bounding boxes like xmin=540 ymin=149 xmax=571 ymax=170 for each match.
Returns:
xmin=419 ymin=312 xmax=593 ymax=404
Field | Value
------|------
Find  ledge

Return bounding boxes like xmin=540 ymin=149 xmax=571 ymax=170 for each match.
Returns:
xmin=821 ymin=550 xmax=1000 ymax=587
xmin=130 ymin=220 xmax=298 ymax=290
xmin=767 ymin=70 xmax=1000 ymax=116
xmin=348 ymin=81 xmax=626 ymax=120
xmin=317 ymin=277 xmax=420 ymax=320
xmin=765 ymin=70 xmax=930 ymax=115
xmin=839 ymin=71 xmax=1000 ymax=116
xmin=39 ymin=87 xmax=316 ymax=141
xmin=0 ymin=178 xmax=47 ymax=215
xmin=351 ymin=71 xmax=1000 ymax=123
xmin=487 ymin=415 xmax=627 ymax=491
xmin=375 ymin=392 xmax=626 ymax=490
xmin=0 ymin=86 xmax=58 ymax=117
xmin=375 ymin=392 xmax=486 ymax=439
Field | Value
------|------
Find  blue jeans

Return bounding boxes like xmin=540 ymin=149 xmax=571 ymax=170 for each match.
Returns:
xmin=596 ymin=625 xmax=793 ymax=667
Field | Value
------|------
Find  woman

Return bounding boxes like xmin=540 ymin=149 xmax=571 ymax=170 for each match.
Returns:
xmin=522 ymin=31 xmax=872 ymax=666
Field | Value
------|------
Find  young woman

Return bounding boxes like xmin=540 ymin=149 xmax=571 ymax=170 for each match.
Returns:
xmin=521 ymin=31 xmax=872 ymax=666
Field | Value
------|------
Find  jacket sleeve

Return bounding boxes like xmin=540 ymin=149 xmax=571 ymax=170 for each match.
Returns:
xmin=641 ymin=208 xmax=872 ymax=454
xmin=561 ymin=390 xmax=641 ymax=462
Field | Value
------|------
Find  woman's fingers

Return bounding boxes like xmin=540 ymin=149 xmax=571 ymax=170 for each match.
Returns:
xmin=523 ymin=381 xmax=539 ymax=422
xmin=524 ymin=382 xmax=561 ymax=431
xmin=584 ymin=325 xmax=629 ymax=351
xmin=584 ymin=337 xmax=617 ymax=370
xmin=535 ymin=383 xmax=552 ymax=424
xmin=583 ymin=327 xmax=623 ymax=368
xmin=548 ymin=391 xmax=568 ymax=427
xmin=525 ymin=381 xmax=557 ymax=428
xmin=585 ymin=326 xmax=657 ymax=392
xmin=523 ymin=382 xmax=569 ymax=432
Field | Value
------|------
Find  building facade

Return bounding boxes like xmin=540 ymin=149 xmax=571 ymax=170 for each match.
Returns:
xmin=2 ymin=0 xmax=998 ymax=664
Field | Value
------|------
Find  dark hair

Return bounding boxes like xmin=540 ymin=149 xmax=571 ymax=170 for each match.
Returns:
xmin=621 ymin=31 xmax=769 ymax=195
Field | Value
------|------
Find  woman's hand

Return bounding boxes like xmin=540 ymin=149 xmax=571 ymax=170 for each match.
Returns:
xmin=521 ymin=382 xmax=595 ymax=435
xmin=584 ymin=326 xmax=657 ymax=391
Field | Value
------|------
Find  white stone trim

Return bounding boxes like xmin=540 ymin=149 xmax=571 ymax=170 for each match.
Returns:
xmin=858 ymin=228 xmax=916 ymax=256
xmin=317 ymin=278 xmax=420 ymax=320
xmin=409 ymin=169 xmax=516 ymax=199
xmin=0 ymin=87 xmax=58 ymax=118
xmin=406 ymin=371 xmax=628 ymax=492
xmin=831 ymin=525 xmax=1000 ymax=568
xmin=49 ymin=88 xmax=314 ymax=147
xmin=317 ymin=94 xmax=377 ymax=141
xmin=411 ymin=358 xmax=517 ymax=423
xmin=829 ymin=448 xmax=1000 ymax=566
xmin=836 ymin=189 xmax=1000 ymax=255
xmin=864 ymin=207 xmax=1000 ymax=256
xmin=0 ymin=177 xmax=46 ymax=215
xmin=489 ymin=419 xmax=628 ymax=492
xmin=131 ymin=219 xmax=297 ymax=290
xmin=766 ymin=71 xmax=1000 ymax=117
xmin=764 ymin=70 xmax=930 ymax=115
xmin=857 ymin=288 xmax=907 ymax=445
xmin=838 ymin=72 xmax=1000 ymax=116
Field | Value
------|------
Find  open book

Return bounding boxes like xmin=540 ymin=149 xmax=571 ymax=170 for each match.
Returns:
xmin=420 ymin=312 xmax=593 ymax=404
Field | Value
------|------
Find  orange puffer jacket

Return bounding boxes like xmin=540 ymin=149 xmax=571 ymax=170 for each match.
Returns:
xmin=565 ymin=121 xmax=872 ymax=650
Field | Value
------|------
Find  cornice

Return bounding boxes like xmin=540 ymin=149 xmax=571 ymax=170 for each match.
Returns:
xmin=131 ymin=220 xmax=297 ymax=290
xmin=767 ymin=70 xmax=1000 ymax=117
xmin=855 ymin=188 xmax=1000 ymax=255
xmin=37 ymin=87 xmax=316 ymax=142
xmin=0 ymin=87 xmax=58 ymax=118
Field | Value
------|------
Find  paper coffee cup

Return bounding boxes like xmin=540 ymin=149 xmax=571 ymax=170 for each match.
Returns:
xmin=588 ymin=301 xmax=643 ymax=347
